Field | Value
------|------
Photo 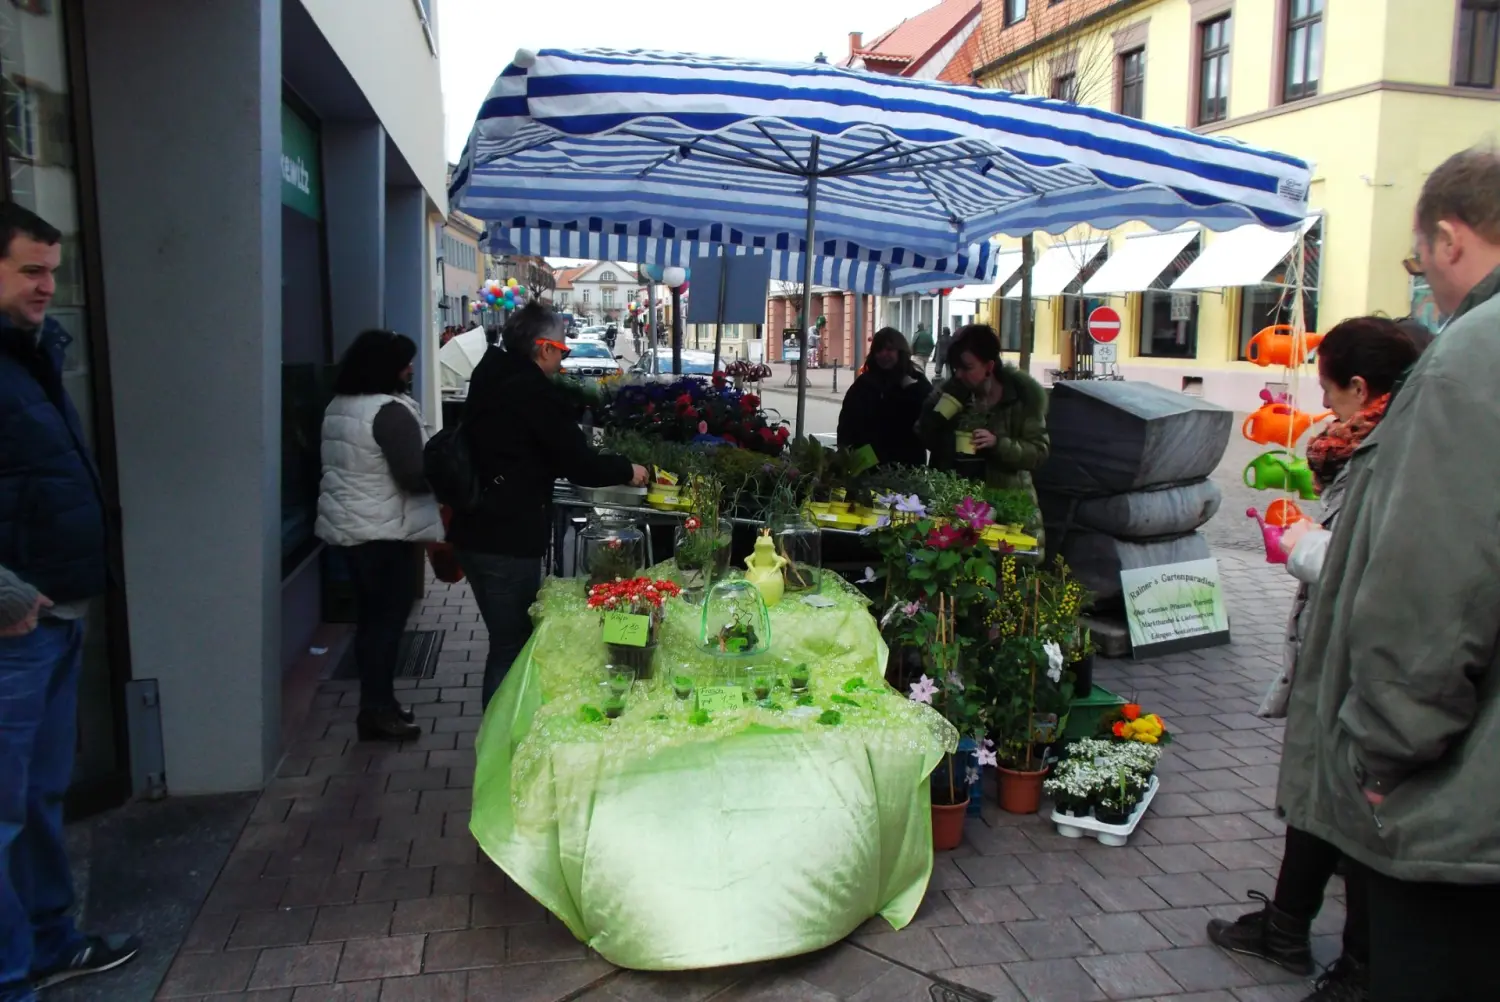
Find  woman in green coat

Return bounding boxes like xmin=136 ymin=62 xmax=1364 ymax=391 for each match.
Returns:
xmin=918 ymin=324 xmax=1050 ymax=543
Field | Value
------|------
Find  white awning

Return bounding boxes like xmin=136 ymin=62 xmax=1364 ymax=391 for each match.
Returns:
xmin=1171 ymin=217 xmax=1320 ymax=291
xmin=1082 ymin=227 xmax=1199 ymax=295
xmin=1005 ymin=238 xmax=1108 ymax=298
xmin=949 ymin=250 xmax=1024 ymax=304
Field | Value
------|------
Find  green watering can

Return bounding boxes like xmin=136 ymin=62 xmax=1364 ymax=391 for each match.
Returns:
xmin=1243 ymin=450 xmax=1320 ymax=500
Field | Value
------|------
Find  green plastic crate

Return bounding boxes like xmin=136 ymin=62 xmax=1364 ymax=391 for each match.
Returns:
xmin=1062 ymin=685 xmax=1127 ymax=740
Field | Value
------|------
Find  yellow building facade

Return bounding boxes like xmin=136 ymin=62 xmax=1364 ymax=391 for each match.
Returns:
xmin=972 ymin=0 xmax=1498 ymax=408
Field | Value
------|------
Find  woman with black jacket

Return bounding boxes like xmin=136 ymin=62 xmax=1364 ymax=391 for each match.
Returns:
xmin=835 ymin=327 xmax=931 ymax=467
xmin=449 ymin=303 xmax=647 ymax=707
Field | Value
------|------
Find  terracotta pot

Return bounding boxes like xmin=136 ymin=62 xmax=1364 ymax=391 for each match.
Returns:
xmin=931 ymin=798 xmax=970 ymax=851
xmin=997 ymin=765 xmax=1050 ymax=815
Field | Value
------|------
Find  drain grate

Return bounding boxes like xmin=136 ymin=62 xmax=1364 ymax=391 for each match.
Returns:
xmin=333 ymin=630 xmax=445 ymax=681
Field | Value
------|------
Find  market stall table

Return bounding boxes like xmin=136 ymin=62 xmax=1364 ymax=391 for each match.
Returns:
xmin=470 ymin=571 xmax=956 ymax=970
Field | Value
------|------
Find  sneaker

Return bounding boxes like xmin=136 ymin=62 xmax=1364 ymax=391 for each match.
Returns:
xmin=32 ymin=934 xmax=141 ymax=989
xmin=1206 ymin=890 xmax=1315 ymax=976
xmin=1302 ymin=955 xmax=1369 ymax=1002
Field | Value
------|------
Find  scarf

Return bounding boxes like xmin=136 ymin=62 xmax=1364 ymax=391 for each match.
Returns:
xmin=1304 ymin=393 xmax=1390 ymax=492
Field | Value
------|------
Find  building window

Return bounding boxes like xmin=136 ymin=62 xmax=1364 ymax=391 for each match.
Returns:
xmin=1283 ymin=0 xmax=1324 ymax=102
xmin=582 ymin=290 xmax=591 ymax=305
xmin=1198 ymin=15 xmax=1232 ymax=124
xmin=1051 ymin=73 xmax=1077 ymax=102
xmin=556 ymin=292 xmax=570 ymax=307
xmin=599 ymin=270 xmax=617 ymax=282
xmin=1456 ymin=0 xmax=1500 ymax=88
xmin=1139 ymin=292 xmax=1199 ymax=358
xmin=603 ymin=288 xmax=615 ymax=309
xmin=1119 ymin=48 xmax=1145 ymax=118
xmin=1004 ymin=0 xmax=1027 ymax=26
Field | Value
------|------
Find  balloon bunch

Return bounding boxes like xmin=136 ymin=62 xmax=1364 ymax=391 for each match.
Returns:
xmin=479 ymin=276 xmax=529 ymax=311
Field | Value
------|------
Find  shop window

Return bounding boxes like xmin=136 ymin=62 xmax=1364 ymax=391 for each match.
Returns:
xmin=1282 ymin=0 xmax=1324 ymax=103
xmin=1238 ymin=287 xmax=1319 ymax=359
xmin=1197 ymin=14 xmax=1231 ymax=125
xmin=1139 ymin=291 xmax=1199 ymax=358
xmin=1456 ymin=0 xmax=1500 ymax=89
xmin=1118 ymin=49 xmax=1145 ymax=118
xmin=996 ymin=299 xmax=1031 ymax=352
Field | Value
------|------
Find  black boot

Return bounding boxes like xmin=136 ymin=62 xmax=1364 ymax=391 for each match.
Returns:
xmin=1206 ymin=890 xmax=1314 ymax=975
xmin=357 ymin=707 xmax=421 ymax=742
xmin=1302 ymin=955 xmax=1369 ymax=1002
xmin=396 ymin=704 xmax=416 ymax=724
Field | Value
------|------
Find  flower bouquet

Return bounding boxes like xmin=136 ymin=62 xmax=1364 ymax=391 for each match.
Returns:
xmin=587 ymin=576 xmax=683 ymax=678
xmin=1099 ymin=703 xmax=1173 ymax=745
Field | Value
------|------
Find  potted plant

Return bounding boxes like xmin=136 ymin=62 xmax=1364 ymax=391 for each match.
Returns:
xmin=674 ymin=514 xmax=731 ymax=600
xmin=1043 ymin=760 xmax=1102 ymax=818
xmin=714 ymin=613 xmax=760 ymax=654
xmin=586 ymin=576 xmax=682 ymax=678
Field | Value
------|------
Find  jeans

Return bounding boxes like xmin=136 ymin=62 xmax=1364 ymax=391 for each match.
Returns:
xmin=342 ymin=542 xmax=418 ymax=712
xmin=1273 ymin=825 xmax=1368 ymax=964
xmin=0 ymin=620 xmax=86 ymax=1001
xmin=456 ymin=551 xmax=542 ymax=707
xmin=1361 ymin=864 xmax=1497 ymax=1002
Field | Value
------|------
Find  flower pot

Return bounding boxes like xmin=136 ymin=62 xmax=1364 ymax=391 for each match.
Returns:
xmin=605 ymin=641 xmax=658 ymax=679
xmin=1073 ymin=652 xmax=1095 ymax=698
xmin=954 ymin=430 xmax=976 ymax=455
xmin=998 ymin=765 xmax=1051 ymax=815
xmin=931 ymin=798 xmax=970 ymax=851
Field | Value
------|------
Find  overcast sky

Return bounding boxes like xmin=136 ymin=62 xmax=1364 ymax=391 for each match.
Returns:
xmin=438 ymin=0 xmax=932 ymax=163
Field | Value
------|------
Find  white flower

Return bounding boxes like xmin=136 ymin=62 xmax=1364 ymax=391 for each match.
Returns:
xmin=975 ymin=745 xmax=998 ymax=768
xmin=965 ymin=767 xmax=980 ymax=787
xmin=908 ymin=674 xmax=938 ymax=704
xmin=856 ymin=566 xmax=878 ymax=584
xmin=945 ymin=670 xmax=965 ymax=692
xmin=1044 ymin=641 xmax=1064 ymax=683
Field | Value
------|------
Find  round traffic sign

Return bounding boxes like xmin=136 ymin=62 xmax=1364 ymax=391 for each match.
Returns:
xmin=1087 ymin=306 xmax=1122 ymax=344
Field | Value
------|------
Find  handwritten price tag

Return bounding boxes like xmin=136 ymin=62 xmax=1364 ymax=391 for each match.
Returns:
xmin=601 ymin=612 xmax=651 ymax=647
xmin=696 ymin=685 xmax=744 ymax=713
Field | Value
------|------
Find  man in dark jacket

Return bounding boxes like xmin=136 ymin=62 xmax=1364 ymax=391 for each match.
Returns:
xmin=836 ymin=327 xmax=929 ymax=467
xmin=0 ymin=203 xmax=138 ymax=1002
xmin=449 ymin=302 xmax=646 ymax=706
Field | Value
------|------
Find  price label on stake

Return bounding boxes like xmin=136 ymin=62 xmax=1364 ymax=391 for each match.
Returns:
xmin=697 ymin=686 xmax=744 ymax=713
xmin=601 ymin=612 xmax=651 ymax=647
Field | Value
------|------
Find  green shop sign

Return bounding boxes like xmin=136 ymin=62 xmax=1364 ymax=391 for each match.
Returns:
xmin=280 ymin=103 xmax=322 ymax=220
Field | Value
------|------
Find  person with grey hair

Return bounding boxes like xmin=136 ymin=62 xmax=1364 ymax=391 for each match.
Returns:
xmin=448 ymin=303 xmax=647 ymax=707
xmin=1283 ymin=147 xmax=1500 ymax=1002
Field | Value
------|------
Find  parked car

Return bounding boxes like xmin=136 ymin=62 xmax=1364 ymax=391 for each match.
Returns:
xmin=559 ymin=339 xmax=625 ymax=381
xmin=629 ymin=348 xmax=720 ymax=378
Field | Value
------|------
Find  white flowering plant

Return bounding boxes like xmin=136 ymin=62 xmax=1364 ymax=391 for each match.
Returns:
xmin=1046 ymin=738 xmax=1164 ymax=818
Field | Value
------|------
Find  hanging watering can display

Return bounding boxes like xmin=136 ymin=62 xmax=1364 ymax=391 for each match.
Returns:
xmin=1242 ymin=397 xmax=1331 ymax=447
xmin=1243 ymin=450 xmax=1320 ymax=500
xmin=1245 ymin=324 xmax=1325 ymax=367
xmin=1247 ymin=503 xmax=1305 ymax=565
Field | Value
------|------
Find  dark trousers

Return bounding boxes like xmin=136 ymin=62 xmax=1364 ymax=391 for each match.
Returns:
xmin=456 ymin=550 xmax=542 ymax=708
xmin=0 ymin=620 xmax=85 ymax=1000
xmin=343 ymin=542 xmax=417 ymax=712
xmin=1361 ymin=865 xmax=1498 ymax=1002
xmin=1273 ymin=825 xmax=1369 ymax=964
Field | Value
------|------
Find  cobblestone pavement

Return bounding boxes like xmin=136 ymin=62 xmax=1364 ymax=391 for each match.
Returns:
xmin=151 ymin=549 xmax=1317 ymax=1002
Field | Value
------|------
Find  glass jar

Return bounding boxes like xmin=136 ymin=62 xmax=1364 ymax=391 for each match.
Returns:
xmin=672 ymin=517 xmax=732 ymax=602
xmin=700 ymin=579 xmax=771 ymax=658
xmin=770 ymin=514 xmax=822 ymax=594
xmin=577 ymin=514 xmax=646 ymax=588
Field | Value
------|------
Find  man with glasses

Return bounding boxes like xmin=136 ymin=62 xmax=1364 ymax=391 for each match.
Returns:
xmin=1288 ymin=147 xmax=1500 ymax=1001
xmin=449 ymin=302 xmax=648 ymax=707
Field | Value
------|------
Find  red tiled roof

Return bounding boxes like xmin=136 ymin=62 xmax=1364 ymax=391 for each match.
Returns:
xmin=936 ymin=26 xmax=982 ymax=85
xmin=553 ymin=265 xmax=590 ymax=290
xmin=846 ymin=0 xmax=980 ymax=77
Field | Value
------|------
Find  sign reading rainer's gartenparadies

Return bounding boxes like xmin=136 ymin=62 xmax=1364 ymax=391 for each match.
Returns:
xmin=1119 ymin=558 xmax=1231 ymax=658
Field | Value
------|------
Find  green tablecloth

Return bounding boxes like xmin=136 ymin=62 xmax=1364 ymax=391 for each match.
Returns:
xmin=470 ymin=571 xmax=957 ymax=970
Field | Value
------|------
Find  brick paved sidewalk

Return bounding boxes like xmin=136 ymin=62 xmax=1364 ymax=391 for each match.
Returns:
xmin=153 ymin=550 xmax=1329 ymax=1002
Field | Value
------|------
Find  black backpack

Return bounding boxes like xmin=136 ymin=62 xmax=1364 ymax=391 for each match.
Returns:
xmin=424 ymin=416 xmax=491 ymax=514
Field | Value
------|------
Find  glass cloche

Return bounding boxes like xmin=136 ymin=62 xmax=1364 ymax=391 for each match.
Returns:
xmin=769 ymin=513 xmax=822 ymax=594
xmin=576 ymin=513 xmax=646 ymax=588
xmin=699 ymin=578 xmax=771 ymax=658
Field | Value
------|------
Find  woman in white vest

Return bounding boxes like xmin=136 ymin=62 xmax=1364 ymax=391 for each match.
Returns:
xmin=316 ymin=330 xmax=442 ymax=742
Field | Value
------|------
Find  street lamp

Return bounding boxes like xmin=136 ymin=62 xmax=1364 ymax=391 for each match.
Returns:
xmin=662 ymin=267 xmax=687 ymax=376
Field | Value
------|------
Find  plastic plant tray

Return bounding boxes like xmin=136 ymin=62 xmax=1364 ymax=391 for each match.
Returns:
xmin=1050 ymin=774 xmax=1159 ymax=847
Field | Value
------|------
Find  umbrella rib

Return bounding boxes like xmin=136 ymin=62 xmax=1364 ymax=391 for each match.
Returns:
xmin=832 ymin=146 xmax=992 ymax=179
xmin=621 ymin=128 xmax=800 ymax=177
xmin=753 ymin=122 xmax=805 ymax=171
xmin=820 ymin=138 xmax=905 ymax=177
xmin=695 ymin=131 xmax=801 ymax=174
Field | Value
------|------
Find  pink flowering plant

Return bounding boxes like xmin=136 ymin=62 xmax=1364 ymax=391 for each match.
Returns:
xmin=874 ymin=494 xmax=1002 ymax=807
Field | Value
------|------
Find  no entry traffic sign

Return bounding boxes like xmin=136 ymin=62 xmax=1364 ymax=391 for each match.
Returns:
xmin=1088 ymin=306 xmax=1121 ymax=344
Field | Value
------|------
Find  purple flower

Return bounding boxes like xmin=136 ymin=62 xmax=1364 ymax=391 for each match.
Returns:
xmin=955 ymin=496 xmax=995 ymax=531
xmin=907 ymin=675 xmax=938 ymax=704
xmin=975 ymin=745 xmax=998 ymax=768
xmin=901 ymin=600 xmax=923 ymax=617
xmin=894 ymin=494 xmax=927 ymax=517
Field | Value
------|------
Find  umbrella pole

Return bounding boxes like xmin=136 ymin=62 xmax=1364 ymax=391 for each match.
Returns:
xmin=713 ymin=249 xmax=727 ymax=373
xmin=796 ymin=136 xmax=821 ymax=442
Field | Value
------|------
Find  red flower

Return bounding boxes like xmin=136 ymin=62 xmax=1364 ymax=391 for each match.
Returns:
xmin=926 ymin=524 xmax=964 ymax=549
xmin=740 ymin=394 xmax=760 ymax=411
xmin=684 ymin=516 xmax=701 ymax=531
xmin=758 ymin=427 xmax=775 ymax=441
xmin=644 ymin=403 xmax=655 ymax=415
xmin=774 ymin=427 xmax=790 ymax=442
xmin=1112 ymin=720 xmax=1128 ymax=738
xmin=675 ymin=393 xmax=693 ymax=407
xmin=1122 ymin=703 xmax=1142 ymax=721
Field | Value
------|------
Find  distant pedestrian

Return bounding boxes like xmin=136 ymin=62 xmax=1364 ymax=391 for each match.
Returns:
xmin=910 ymin=323 xmax=934 ymax=373
xmin=933 ymin=326 xmax=952 ymax=379
xmin=316 ymin=330 xmax=442 ymax=743
xmin=0 ymin=201 xmax=140 ymax=1000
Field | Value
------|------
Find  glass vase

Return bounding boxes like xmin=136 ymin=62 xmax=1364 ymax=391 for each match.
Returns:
xmin=770 ymin=514 xmax=821 ymax=594
xmin=577 ymin=514 xmax=646 ymax=588
xmin=699 ymin=578 xmax=771 ymax=658
xmin=672 ymin=517 xmax=732 ymax=602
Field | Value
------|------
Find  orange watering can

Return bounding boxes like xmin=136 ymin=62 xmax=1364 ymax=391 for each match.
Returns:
xmin=1245 ymin=325 xmax=1324 ymax=367
xmin=1243 ymin=402 xmax=1331 ymax=447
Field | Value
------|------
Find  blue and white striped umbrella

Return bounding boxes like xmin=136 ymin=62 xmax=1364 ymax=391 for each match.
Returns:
xmin=453 ymin=47 xmax=1313 ymax=432
xmin=486 ymin=225 xmax=998 ymax=296
xmin=453 ymin=48 xmax=1314 ymax=257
